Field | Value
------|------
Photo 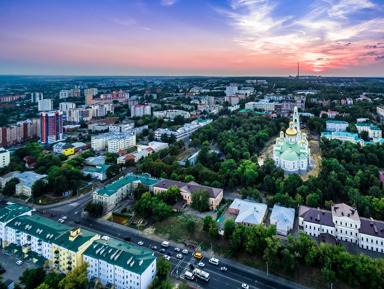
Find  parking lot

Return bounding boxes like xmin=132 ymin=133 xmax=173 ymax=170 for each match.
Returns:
xmin=0 ymin=248 xmax=38 ymax=283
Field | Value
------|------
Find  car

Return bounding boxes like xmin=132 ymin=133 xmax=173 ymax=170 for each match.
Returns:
xmin=74 ymin=219 xmax=80 ymax=224
xmin=176 ymin=254 xmax=183 ymax=259
xmin=182 ymin=249 xmax=189 ymax=254
xmin=137 ymin=241 xmax=144 ymax=246
xmin=194 ymin=252 xmax=202 ymax=259
xmin=159 ymin=248 xmax=166 ymax=253
xmin=241 ymin=284 xmax=249 ymax=289
xmin=58 ymin=219 xmax=64 ymax=223
xmin=209 ymin=257 xmax=220 ymax=265
xmin=0 ymin=267 xmax=6 ymax=274
xmin=62 ymin=216 xmax=67 ymax=220
xmin=51 ymin=214 xmax=56 ymax=217
xmin=16 ymin=260 xmax=24 ymax=266
xmin=151 ymin=245 xmax=158 ymax=251
xmin=124 ymin=237 xmax=131 ymax=241
xmin=101 ymin=236 xmax=110 ymax=240
xmin=163 ymin=255 xmax=170 ymax=261
xmin=166 ymin=251 xmax=173 ymax=256
xmin=161 ymin=241 xmax=170 ymax=247
xmin=189 ymin=263 xmax=195 ymax=270
xmin=198 ymin=262 xmax=205 ymax=268
xmin=220 ymin=267 xmax=228 ymax=272
xmin=174 ymin=247 xmax=180 ymax=252
xmin=41 ymin=211 xmax=47 ymax=214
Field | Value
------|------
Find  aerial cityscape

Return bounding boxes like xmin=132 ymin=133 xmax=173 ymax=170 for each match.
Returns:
xmin=0 ymin=1 xmax=384 ymax=289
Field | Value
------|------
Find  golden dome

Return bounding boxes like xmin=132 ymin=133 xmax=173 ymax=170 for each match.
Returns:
xmin=276 ymin=137 xmax=280 ymax=141
xmin=289 ymin=121 xmax=293 ymax=125
xmin=280 ymin=131 xmax=284 ymax=134
xmin=301 ymin=140 xmax=305 ymax=143
xmin=302 ymin=132 xmax=306 ymax=136
xmin=286 ymin=127 xmax=298 ymax=136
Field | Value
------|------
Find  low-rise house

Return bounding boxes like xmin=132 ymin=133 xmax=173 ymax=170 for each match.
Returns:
xmin=356 ymin=123 xmax=382 ymax=139
xmin=83 ymin=164 xmax=110 ymax=181
xmin=270 ymin=205 xmax=295 ymax=236
xmin=136 ymin=141 xmax=169 ymax=153
xmin=53 ymin=143 xmax=75 ymax=156
xmin=0 ymin=171 xmax=20 ymax=188
xmin=15 ymin=171 xmax=47 ymax=197
xmin=85 ymin=156 xmax=105 ymax=166
xmin=83 ymin=238 xmax=156 ymax=289
xmin=326 ymin=120 xmax=348 ymax=132
xmin=93 ymin=174 xmax=159 ymax=210
xmin=153 ymin=179 xmax=223 ymax=210
xmin=229 ymin=198 xmax=268 ymax=226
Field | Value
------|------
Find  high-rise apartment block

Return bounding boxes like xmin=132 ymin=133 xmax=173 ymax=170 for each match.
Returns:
xmin=59 ymin=88 xmax=81 ymax=99
xmin=85 ymin=94 xmax=93 ymax=105
xmin=67 ymin=104 xmax=113 ymax=123
xmin=0 ymin=148 xmax=10 ymax=168
xmin=40 ymin=111 xmax=64 ymax=145
xmin=131 ymin=105 xmax=151 ymax=117
xmin=91 ymin=132 xmax=136 ymax=152
xmin=38 ymin=99 xmax=53 ymax=111
xmin=59 ymin=102 xmax=76 ymax=114
xmin=0 ymin=119 xmax=40 ymax=147
xmin=31 ymin=92 xmax=43 ymax=103
xmin=84 ymin=88 xmax=98 ymax=96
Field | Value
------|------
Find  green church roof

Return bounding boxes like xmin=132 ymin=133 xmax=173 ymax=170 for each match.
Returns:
xmin=280 ymin=149 xmax=299 ymax=161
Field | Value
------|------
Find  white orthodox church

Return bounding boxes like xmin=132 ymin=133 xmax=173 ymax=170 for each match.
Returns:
xmin=273 ymin=107 xmax=311 ymax=174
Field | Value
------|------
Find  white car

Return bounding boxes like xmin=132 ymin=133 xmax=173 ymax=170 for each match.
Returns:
xmin=101 ymin=236 xmax=110 ymax=240
xmin=163 ymin=255 xmax=170 ymax=261
xmin=242 ymin=284 xmax=249 ymax=289
xmin=221 ymin=267 xmax=228 ymax=272
xmin=176 ymin=254 xmax=183 ymax=259
xmin=62 ymin=216 xmax=67 ymax=220
xmin=58 ymin=219 xmax=64 ymax=223
xmin=16 ymin=260 xmax=24 ymax=266
xmin=137 ymin=241 xmax=144 ymax=246
xmin=182 ymin=249 xmax=188 ymax=254
xmin=174 ymin=247 xmax=180 ymax=252
xmin=198 ymin=262 xmax=205 ymax=268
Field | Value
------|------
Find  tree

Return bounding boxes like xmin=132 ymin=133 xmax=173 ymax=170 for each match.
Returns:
xmin=32 ymin=179 xmax=47 ymax=198
xmin=209 ymin=221 xmax=219 ymax=239
xmin=191 ymin=189 xmax=210 ymax=212
xmin=36 ymin=284 xmax=50 ymax=289
xmin=186 ymin=220 xmax=196 ymax=236
xmin=0 ymin=281 xmax=7 ymax=289
xmin=124 ymin=158 xmax=136 ymax=167
xmin=58 ymin=263 xmax=88 ymax=289
xmin=53 ymin=175 xmax=69 ymax=196
xmin=106 ymin=164 xmax=120 ymax=178
xmin=84 ymin=202 xmax=104 ymax=217
xmin=1 ymin=177 xmax=19 ymax=196
xmin=263 ymin=236 xmax=282 ymax=271
xmin=43 ymin=272 xmax=64 ymax=289
xmin=203 ymin=215 xmax=213 ymax=232
xmin=360 ymin=131 xmax=369 ymax=141
xmin=156 ymin=257 xmax=171 ymax=282
xmin=133 ymin=183 xmax=148 ymax=200
xmin=19 ymin=267 xmax=46 ymax=289
xmin=281 ymin=248 xmax=297 ymax=275
xmin=184 ymin=175 xmax=195 ymax=182
xmin=224 ymin=219 xmax=236 ymax=239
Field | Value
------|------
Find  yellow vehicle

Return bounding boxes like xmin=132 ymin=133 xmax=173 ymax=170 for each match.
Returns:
xmin=194 ymin=252 xmax=202 ymax=259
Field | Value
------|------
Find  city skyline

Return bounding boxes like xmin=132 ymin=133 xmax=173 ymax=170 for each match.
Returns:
xmin=0 ymin=0 xmax=383 ymax=77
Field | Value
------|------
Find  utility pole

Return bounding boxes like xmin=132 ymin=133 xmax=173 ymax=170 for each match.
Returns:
xmin=266 ymin=262 xmax=269 ymax=278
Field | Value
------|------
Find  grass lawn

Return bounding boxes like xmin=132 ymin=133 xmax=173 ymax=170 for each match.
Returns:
xmin=176 ymin=149 xmax=195 ymax=161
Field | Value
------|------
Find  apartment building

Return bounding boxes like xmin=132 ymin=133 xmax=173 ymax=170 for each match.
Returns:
xmin=59 ymin=102 xmax=76 ymax=114
xmin=0 ymin=94 xmax=26 ymax=102
xmin=91 ymin=131 xmax=136 ymax=152
xmin=153 ymin=110 xmax=191 ymax=119
xmin=326 ymin=120 xmax=349 ymax=132
xmin=40 ymin=111 xmax=64 ymax=145
xmin=38 ymin=99 xmax=53 ymax=111
xmin=15 ymin=171 xmax=47 ymax=197
xmin=0 ymin=119 xmax=40 ymax=147
xmin=109 ymin=121 xmax=135 ymax=133
xmin=67 ymin=104 xmax=114 ymax=123
xmin=356 ymin=123 xmax=382 ymax=138
xmin=59 ymin=89 xmax=80 ymax=99
xmin=153 ymin=179 xmax=223 ymax=210
xmin=84 ymin=88 xmax=98 ymax=96
xmin=299 ymin=203 xmax=384 ymax=253
xmin=154 ymin=119 xmax=212 ymax=142
xmin=93 ymin=174 xmax=159 ymax=210
xmin=31 ymin=92 xmax=43 ymax=103
xmin=83 ymin=238 xmax=156 ymax=289
xmin=0 ymin=148 xmax=10 ymax=168
xmin=131 ymin=105 xmax=151 ymax=117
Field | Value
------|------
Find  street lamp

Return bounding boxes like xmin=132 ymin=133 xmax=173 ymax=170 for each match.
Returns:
xmin=266 ymin=262 xmax=269 ymax=278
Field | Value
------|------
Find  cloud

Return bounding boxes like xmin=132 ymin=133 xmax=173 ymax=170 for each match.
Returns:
xmin=113 ymin=18 xmax=152 ymax=31
xmin=375 ymin=55 xmax=384 ymax=61
xmin=219 ymin=0 xmax=384 ymax=72
xmin=161 ymin=0 xmax=178 ymax=6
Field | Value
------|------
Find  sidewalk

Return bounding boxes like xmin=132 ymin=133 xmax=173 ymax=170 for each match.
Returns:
xmin=95 ymin=218 xmax=311 ymax=289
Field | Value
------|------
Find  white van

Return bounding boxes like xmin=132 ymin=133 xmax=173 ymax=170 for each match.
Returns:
xmin=209 ymin=257 xmax=219 ymax=265
xmin=184 ymin=270 xmax=195 ymax=280
xmin=161 ymin=241 xmax=170 ymax=247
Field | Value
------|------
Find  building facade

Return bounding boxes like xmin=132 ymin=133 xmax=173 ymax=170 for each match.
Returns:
xmin=91 ymin=132 xmax=136 ymax=152
xmin=0 ymin=119 xmax=40 ymax=147
xmin=356 ymin=123 xmax=382 ymax=139
xmin=131 ymin=105 xmax=151 ymax=117
xmin=40 ymin=111 xmax=64 ymax=145
xmin=273 ymin=107 xmax=311 ymax=174
xmin=59 ymin=102 xmax=76 ymax=114
xmin=0 ymin=148 xmax=10 ymax=168
xmin=38 ymin=99 xmax=53 ymax=112
xmin=326 ymin=120 xmax=349 ymax=132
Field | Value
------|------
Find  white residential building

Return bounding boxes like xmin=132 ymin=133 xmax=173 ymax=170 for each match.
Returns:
xmin=153 ymin=110 xmax=191 ymax=119
xmin=229 ymin=199 xmax=268 ymax=227
xmin=131 ymin=105 xmax=151 ymax=117
xmin=137 ymin=141 xmax=168 ymax=153
xmin=84 ymin=88 xmax=98 ymax=96
xmin=59 ymin=90 xmax=71 ymax=99
xmin=326 ymin=120 xmax=349 ymax=132
xmin=91 ymin=132 xmax=136 ymax=152
xmin=270 ymin=205 xmax=295 ymax=236
xmin=0 ymin=148 xmax=10 ymax=168
xmin=15 ymin=171 xmax=47 ymax=197
xmin=356 ymin=123 xmax=382 ymax=138
xmin=154 ymin=119 xmax=212 ymax=142
xmin=299 ymin=203 xmax=384 ymax=254
xmin=83 ymin=238 xmax=156 ymax=289
xmin=109 ymin=122 xmax=135 ymax=133
xmin=225 ymin=85 xmax=238 ymax=97
xmin=31 ymin=92 xmax=43 ymax=103
xmin=38 ymin=99 xmax=53 ymax=111
xmin=59 ymin=102 xmax=76 ymax=113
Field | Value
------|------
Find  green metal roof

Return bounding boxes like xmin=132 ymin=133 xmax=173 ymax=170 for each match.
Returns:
xmin=326 ymin=120 xmax=348 ymax=124
xmin=280 ymin=149 xmax=299 ymax=161
xmin=356 ymin=123 xmax=372 ymax=127
xmin=54 ymin=228 xmax=98 ymax=252
xmin=84 ymin=164 xmax=110 ymax=174
xmin=7 ymin=215 xmax=69 ymax=243
xmin=371 ymin=126 xmax=381 ymax=131
xmin=239 ymin=109 xmax=267 ymax=115
xmin=83 ymin=238 xmax=156 ymax=274
xmin=96 ymin=174 xmax=160 ymax=196
xmin=0 ymin=204 xmax=31 ymax=224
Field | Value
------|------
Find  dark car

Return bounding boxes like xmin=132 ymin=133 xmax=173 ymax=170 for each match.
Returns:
xmin=124 ymin=237 xmax=131 ymax=241
xmin=159 ymin=248 xmax=166 ymax=253
xmin=41 ymin=211 xmax=47 ymax=214
xmin=166 ymin=251 xmax=173 ymax=256
xmin=189 ymin=263 xmax=195 ymax=269
xmin=151 ymin=246 xmax=158 ymax=251
xmin=51 ymin=214 xmax=56 ymax=217
xmin=0 ymin=267 xmax=6 ymax=274
xmin=74 ymin=219 xmax=80 ymax=224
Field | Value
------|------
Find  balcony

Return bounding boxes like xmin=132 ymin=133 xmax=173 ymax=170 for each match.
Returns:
xmin=67 ymin=266 xmax=72 ymax=271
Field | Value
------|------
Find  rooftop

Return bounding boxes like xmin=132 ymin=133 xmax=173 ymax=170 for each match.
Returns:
xmin=331 ymin=203 xmax=360 ymax=221
xmin=299 ymin=206 xmax=334 ymax=227
xmin=16 ymin=171 xmax=47 ymax=188
xmin=270 ymin=205 xmax=295 ymax=232
xmin=83 ymin=238 xmax=155 ymax=274
xmin=229 ymin=198 xmax=267 ymax=225
xmin=326 ymin=120 xmax=348 ymax=124
xmin=0 ymin=204 xmax=31 ymax=224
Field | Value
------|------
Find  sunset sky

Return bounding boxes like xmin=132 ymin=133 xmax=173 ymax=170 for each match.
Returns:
xmin=0 ymin=0 xmax=383 ymax=76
